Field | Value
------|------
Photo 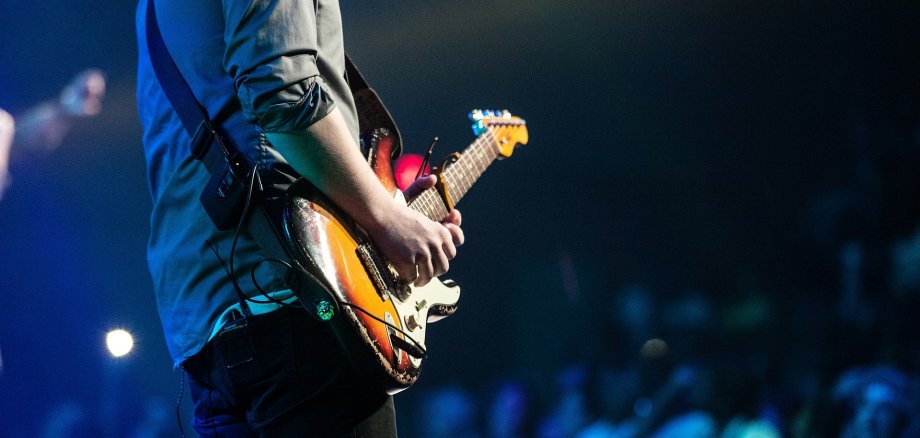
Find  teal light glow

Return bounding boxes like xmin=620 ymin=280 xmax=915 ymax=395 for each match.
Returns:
xmin=316 ymin=300 xmax=335 ymax=321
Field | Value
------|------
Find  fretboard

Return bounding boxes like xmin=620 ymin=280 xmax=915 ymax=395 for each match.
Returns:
xmin=408 ymin=130 xmax=500 ymax=221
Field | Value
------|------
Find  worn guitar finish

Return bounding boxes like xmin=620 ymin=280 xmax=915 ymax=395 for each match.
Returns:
xmin=281 ymin=111 xmax=528 ymax=393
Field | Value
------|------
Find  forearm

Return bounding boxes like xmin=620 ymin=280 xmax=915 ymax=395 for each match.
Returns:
xmin=265 ymin=107 xmax=398 ymax=235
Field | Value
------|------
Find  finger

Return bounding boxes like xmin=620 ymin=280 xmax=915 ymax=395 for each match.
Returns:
xmin=395 ymin=262 xmax=417 ymax=284
xmin=415 ymin=258 xmax=435 ymax=287
xmin=403 ymin=174 xmax=437 ymax=201
xmin=442 ymin=239 xmax=457 ymax=260
xmin=444 ymin=223 xmax=464 ymax=247
xmin=440 ymin=226 xmax=458 ymax=259
xmin=431 ymin=248 xmax=450 ymax=277
xmin=443 ymin=209 xmax=462 ymax=227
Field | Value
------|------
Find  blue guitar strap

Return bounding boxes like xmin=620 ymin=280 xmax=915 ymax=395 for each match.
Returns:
xmin=144 ymin=0 xmax=254 ymax=232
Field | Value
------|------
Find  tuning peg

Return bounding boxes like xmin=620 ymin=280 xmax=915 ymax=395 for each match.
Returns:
xmin=471 ymin=119 xmax=486 ymax=136
xmin=468 ymin=109 xmax=483 ymax=122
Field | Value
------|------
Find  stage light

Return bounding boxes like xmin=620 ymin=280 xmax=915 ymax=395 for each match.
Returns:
xmin=105 ymin=329 xmax=134 ymax=357
xmin=394 ymin=153 xmax=430 ymax=191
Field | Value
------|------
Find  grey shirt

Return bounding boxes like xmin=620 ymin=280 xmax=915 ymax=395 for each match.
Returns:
xmin=135 ymin=0 xmax=359 ymax=367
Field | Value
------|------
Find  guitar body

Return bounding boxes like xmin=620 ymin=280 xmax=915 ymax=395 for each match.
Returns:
xmin=281 ymin=130 xmax=459 ymax=394
xmin=278 ymin=111 xmax=527 ymax=393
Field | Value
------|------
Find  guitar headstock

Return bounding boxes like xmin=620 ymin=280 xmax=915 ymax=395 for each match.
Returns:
xmin=469 ymin=109 xmax=529 ymax=158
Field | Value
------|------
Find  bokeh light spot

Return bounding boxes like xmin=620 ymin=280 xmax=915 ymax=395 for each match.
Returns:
xmin=106 ymin=329 xmax=134 ymax=357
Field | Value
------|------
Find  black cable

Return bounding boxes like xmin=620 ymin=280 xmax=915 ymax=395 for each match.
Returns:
xmin=415 ymin=136 xmax=439 ymax=179
xmin=205 ymin=168 xmax=293 ymax=308
xmin=247 ymin=258 xmax=300 ymax=306
xmin=226 ymin=167 xmax=260 ymax=316
xmin=281 ymin=261 xmax=428 ymax=357
xmin=337 ymin=301 xmax=428 ymax=359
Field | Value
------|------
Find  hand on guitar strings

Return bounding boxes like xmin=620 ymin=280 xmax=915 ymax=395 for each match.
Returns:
xmin=374 ymin=174 xmax=464 ymax=287
xmin=404 ymin=174 xmax=465 ymax=248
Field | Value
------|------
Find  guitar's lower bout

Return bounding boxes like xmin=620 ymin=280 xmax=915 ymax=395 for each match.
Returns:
xmin=281 ymin=179 xmax=460 ymax=394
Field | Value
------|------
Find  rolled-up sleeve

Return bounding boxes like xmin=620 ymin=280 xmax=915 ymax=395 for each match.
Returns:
xmin=221 ymin=0 xmax=335 ymax=133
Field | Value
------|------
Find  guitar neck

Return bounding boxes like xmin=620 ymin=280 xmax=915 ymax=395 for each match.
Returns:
xmin=408 ymin=130 xmax=501 ymax=221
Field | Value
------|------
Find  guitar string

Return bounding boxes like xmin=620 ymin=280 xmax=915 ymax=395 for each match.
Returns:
xmin=441 ymin=129 xmax=500 ymax=205
xmin=451 ymin=129 xmax=498 ymax=198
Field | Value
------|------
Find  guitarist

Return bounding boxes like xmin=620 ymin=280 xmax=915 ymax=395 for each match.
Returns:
xmin=135 ymin=0 xmax=463 ymax=436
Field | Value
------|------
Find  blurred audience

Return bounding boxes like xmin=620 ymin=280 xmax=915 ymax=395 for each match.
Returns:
xmin=827 ymin=366 xmax=919 ymax=438
xmin=486 ymin=379 xmax=538 ymax=438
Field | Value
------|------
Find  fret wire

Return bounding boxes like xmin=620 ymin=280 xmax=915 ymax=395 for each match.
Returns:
xmin=412 ymin=189 xmax=434 ymax=221
xmin=462 ymin=134 xmax=489 ymax=194
xmin=445 ymin=155 xmax=461 ymax=200
xmin=453 ymin=150 xmax=471 ymax=198
xmin=427 ymin=189 xmax=446 ymax=220
xmin=448 ymin=130 xmax=498 ymax=203
xmin=415 ymin=192 xmax=426 ymax=217
xmin=427 ymin=192 xmax=439 ymax=220
xmin=433 ymin=190 xmax=446 ymax=219
xmin=453 ymin=145 xmax=472 ymax=197
xmin=457 ymin=152 xmax=472 ymax=199
xmin=433 ymin=191 xmax=444 ymax=219
xmin=424 ymin=191 xmax=439 ymax=220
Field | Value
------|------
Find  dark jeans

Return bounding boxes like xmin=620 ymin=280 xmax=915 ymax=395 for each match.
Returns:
xmin=183 ymin=306 xmax=397 ymax=437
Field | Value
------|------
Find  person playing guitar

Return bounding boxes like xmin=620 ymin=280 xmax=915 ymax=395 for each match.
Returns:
xmin=136 ymin=0 xmax=464 ymax=436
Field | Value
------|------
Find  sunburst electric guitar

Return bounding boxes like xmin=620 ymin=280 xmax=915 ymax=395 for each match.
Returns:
xmin=280 ymin=110 xmax=528 ymax=394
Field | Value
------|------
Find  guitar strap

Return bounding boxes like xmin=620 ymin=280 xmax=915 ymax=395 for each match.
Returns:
xmin=145 ymin=0 xmax=401 ymax=314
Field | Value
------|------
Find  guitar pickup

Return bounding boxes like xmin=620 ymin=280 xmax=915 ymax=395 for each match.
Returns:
xmin=356 ymin=243 xmax=391 ymax=301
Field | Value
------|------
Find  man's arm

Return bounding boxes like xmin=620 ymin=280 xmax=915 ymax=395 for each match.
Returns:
xmin=266 ymin=108 xmax=462 ymax=286
xmin=219 ymin=0 xmax=462 ymax=285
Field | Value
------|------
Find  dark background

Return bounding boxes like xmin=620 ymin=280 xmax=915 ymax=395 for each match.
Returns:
xmin=1 ymin=0 xmax=918 ymax=436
